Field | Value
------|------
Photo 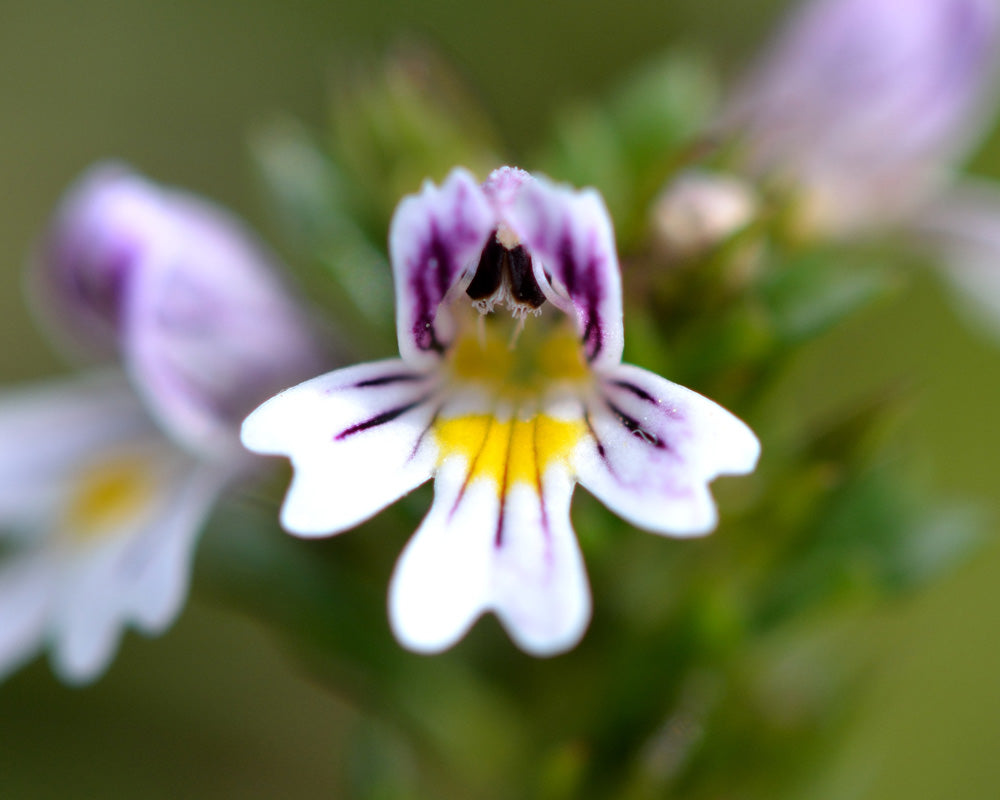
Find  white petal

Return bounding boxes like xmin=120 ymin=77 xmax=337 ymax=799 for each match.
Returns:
xmin=389 ymin=459 xmax=494 ymax=652
xmin=0 ymin=372 xmax=151 ymax=530
xmin=390 ymin=456 xmax=590 ymax=656
xmin=242 ymin=359 xmax=439 ymax=535
xmin=116 ymin=463 xmax=229 ymax=632
xmin=575 ymin=365 xmax=759 ymax=536
xmin=0 ymin=553 xmax=54 ymax=681
xmin=490 ymin=473 xmax=590 ymax=656
xmin=48 ymin=455 xmax=226 ymax=684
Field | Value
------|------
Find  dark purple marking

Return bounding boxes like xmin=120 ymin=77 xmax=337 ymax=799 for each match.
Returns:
xmin=582 ymin=312 xmax=602 ymax=363
xmin=557 ymin=233 xmax=577 ymax=294
xmin=466 ymin=233 xmax=504 ymax=301
xmin=493 ymin=421 xmax=518 ymax=548
xmin=550 ymin=227 xmax=606 ymax=363
xmin=429 ymin=224 xmax=454 ymax=299
xmin=609 ymin=380 xmax=686 ymax=420
xmin=353 ymin=373 xmax=426 ymax=389
xmin=334 ymin=395 xmax=430 ymax=441
xmin=611 ymin=379 xmax=656 ymax=403
xmin=530 ymin=415 xmax=551 ymax=542
xmin=606 ymin=401 xmax=665 ymax=450
xmin=494 ymin=500 xmax=507 ymax=548
xmin=582 ymin=410 xmax=607 ymax=460
xmin=412 ymin=314 xmax=446 ymax=355
xmin=407 ymin=222 xmax=456 ymax=355
xmin=408 ymin=403 xmax=443 ymax=462
xmin=508 ymin=245 xmax=546 ymax=308
xmin=449 ymin=416 xmax=497 ymax=520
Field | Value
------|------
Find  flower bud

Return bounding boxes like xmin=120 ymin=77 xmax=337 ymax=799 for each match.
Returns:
xmin=650 ymin=170 xmax=757 ymax=257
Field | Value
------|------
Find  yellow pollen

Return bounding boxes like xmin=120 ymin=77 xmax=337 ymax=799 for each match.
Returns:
xmin=63 ymin=454 xmax=157 ymax=543
xmin=434 ymin=413 xmax=585 ymax=489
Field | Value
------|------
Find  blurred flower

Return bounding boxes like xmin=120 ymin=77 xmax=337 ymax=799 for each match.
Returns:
xmin=35 ymin=164 xmax=326 ymax=457
xmin=243 ymin=166 xmax=759 ymax=656
xmin=0 ymin=165 xmax=324 ymax=683
xmin=724 ymin=0 xmax=1000 ymax=237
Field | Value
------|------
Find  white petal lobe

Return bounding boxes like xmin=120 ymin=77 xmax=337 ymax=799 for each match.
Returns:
xmin=242 ymin=360 xmax=439 ymax=535
xmin=575 ymin=365 xmax=759 ymax=536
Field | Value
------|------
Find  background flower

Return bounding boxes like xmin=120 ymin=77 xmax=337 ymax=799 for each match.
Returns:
xmin=0 ymin=165 xmax=326 ymax=684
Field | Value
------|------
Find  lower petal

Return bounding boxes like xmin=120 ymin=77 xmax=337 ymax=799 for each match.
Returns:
xmin=490 ymin=471 xmax=590 ymax=656
xmin=389 ymin=456 xmax=590 ymax=656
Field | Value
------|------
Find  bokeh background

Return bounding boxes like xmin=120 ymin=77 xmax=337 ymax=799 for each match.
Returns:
xmin=1 ymin=0 xmax=999 ymax=797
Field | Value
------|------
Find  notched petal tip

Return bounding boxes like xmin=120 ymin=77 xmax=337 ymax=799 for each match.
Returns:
xmin=389 ymin=456 xmax=592 ymax=656
xmin=245 ymin=361 xmax=440 ymax=537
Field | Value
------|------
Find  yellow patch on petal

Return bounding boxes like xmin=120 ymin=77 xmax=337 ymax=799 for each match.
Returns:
xmin=434 ymin=413 xmax=585 ymax=490
xmin=447 ymin=318 xmax=589 ymax=395
xmin=63 ymin=453 xmax=158 ymax=543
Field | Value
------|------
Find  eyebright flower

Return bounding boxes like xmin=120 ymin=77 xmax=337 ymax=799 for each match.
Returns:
xmin=724 ymin=0 xmax=1000 ymax=236
xmin=242 ymin=166 xmax=759 ymax=656
xmin=0 ymin=164 xmax=323 ymax=683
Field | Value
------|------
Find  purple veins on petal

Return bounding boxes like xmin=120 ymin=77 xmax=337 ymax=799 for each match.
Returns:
xmin=334 ymin=395 xmax=432 ymax=441
xmin=604 ymin=400 xmax=666 ymax=450
xmin=352 ymin=372 xmax=428 ymax=389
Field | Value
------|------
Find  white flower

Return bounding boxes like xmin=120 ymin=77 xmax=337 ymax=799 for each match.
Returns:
xmin=0 ymin=373 xmax=230 ymax=682
xmin=0 ymin=165 xmax=323 ymax=683
xmin=243 ymin=166 xmax=760 ymax=656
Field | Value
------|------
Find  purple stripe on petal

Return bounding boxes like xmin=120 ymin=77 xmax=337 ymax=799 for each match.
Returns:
xmin=353 ymin=372 xmax=428 ymax=389
xmin=504 ymin=176 xmax=624 ymax=368
xmin=603 ymin=399 xmax=669 ymax=451
xmin=334 ymin=395 xmax=432 ymax=441
xmin=390 ymin=169 xmax=495 ymax=367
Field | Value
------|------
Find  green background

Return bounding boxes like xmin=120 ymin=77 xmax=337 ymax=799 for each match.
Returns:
xmin=1 ymin=0 xmax=999 ymax=796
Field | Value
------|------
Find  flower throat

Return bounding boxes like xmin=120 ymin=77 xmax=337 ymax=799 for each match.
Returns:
xmin=465 ymin=228 xmax=546 ymax=317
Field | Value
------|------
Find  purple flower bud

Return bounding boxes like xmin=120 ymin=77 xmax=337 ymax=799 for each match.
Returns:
xmin=726 ymin=0 xmax=1000 ymax=233
xmin=34 ymin=164 xmax=327 ymax=456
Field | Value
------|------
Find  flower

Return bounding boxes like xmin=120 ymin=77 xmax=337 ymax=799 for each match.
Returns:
xmin=724 ymin=0 xmax=1000 ymax=237
xmin=0 ymin=164 xmax=323 ymax=683
xmin=242 ymin=166 xmax=759 ymax=656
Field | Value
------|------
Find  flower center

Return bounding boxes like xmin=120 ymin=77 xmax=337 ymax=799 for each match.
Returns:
xmin=62 ymin=451 xmax=158 ymax=543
